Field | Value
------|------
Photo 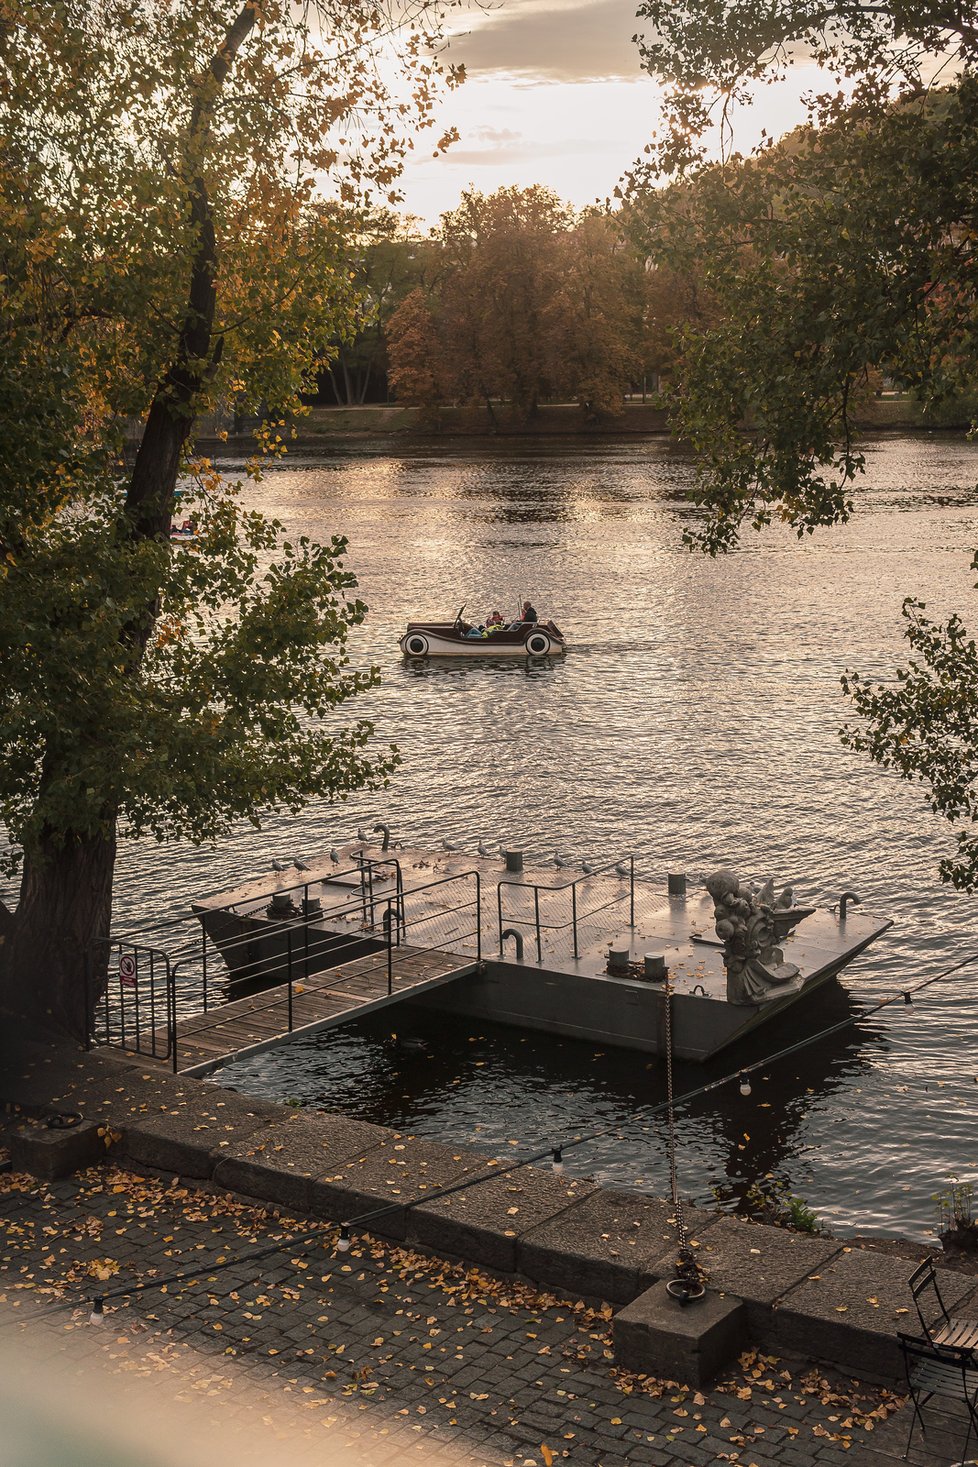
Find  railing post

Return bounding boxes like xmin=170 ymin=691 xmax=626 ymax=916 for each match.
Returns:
xmin=630 ymin=854 xmax=635 ymax=928
xmin=497 ymin=882 xmax=504 ymax=954
xmin=202 ymin=927 xmax=209 ymax=1012
xmin=386 ymin=900 xmax=394 ymax=996
xmin=286 ymin=926 xmax=293 ymax=1032
xmin=357 ymin=851 xmax=368 ymax=924
xmin=396 ymin=864 xmax=405 ymax=943
xmin=142 ymin=949 xmax=152 ymax=1052
xmin=303 ymin=881 xmax=310 ymax=981
xmin=572 ymin=883 xmax=579 ymax=959
xmin=533 ymin=885 xmax=542 ymax=964
xmin=475 ymin=872 xmax=482 ymax=965
xmin=168 ymin=959 xmax=178 ymax=1074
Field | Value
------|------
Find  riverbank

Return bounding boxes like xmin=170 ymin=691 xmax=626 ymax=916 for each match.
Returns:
xmin=192 ymin=395 xmax=947 ymax=445
xmin=4 ymin=1043 xmax=976 ymax=1404
xmin=4 ymin=1144 xmax=934 ymax=1467
xmin=183 ymin=393 xmax=961 ymax=448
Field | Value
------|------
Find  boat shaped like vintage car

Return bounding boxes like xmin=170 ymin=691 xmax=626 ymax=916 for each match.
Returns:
xmin=400 ymin=609 xmax=566 ymax=658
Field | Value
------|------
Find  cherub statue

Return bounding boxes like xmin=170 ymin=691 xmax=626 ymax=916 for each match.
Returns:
xmin=705 ymin=868 xmax=808 ymax=1005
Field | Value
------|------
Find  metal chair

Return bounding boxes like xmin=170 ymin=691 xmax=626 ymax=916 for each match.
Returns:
xmin=899 ymin=1331 xmax=978 ymax=1462
xmin=909 ymin=1257 xmax=978 ymax=1351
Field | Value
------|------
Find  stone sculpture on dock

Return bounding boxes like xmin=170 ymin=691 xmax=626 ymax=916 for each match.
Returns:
xmin=705 ymin=869 xmax=813 ymax=1005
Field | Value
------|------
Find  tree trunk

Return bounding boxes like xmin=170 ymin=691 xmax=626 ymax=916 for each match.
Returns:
xmin=0 ymin=4 xmax=258 ymax=1047
xmin=0 ymin=826 xmax=116 ymax=1042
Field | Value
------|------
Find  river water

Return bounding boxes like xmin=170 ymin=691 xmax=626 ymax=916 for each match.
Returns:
xmin=21 ymin=431 xmax=978 ymax=1240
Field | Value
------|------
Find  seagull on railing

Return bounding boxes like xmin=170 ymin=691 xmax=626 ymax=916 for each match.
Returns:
xmin=294 ymin=857 xmax=311 ymax=872
xmin=477 ymin=840 xmax=492 ymax=857
xmin=552 ymin=852 xmax=571 ymax=869
xmin=615 ymin=860 xmax=631 ymax=877
xmin=329 ymin=848 xmax=341 ymax=864
xmin=271 ymin=859 xmax=289 ymax=872
xmin=442 ymin=838 xmax=462 ymax=852
xmin=357 ymin=826 xmax=369 ymax=843
xmin=581 ymin=860 xmax=598 ymax=875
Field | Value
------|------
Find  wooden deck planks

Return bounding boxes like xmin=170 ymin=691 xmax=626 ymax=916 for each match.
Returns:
xmin=129 ymin=943 xmax=476 ymax=1074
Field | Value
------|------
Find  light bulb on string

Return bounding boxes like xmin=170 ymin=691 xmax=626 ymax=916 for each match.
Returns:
xmin=336 ymin=1225 xmax=351 ymax=1253
xmin=551 ymin=1146 xmax=564 ymax=1175
xmin=738 ymin=1073 xmax=752 ymax=1097
xmin=89 ymin=1297 xmax=106 ymax=1326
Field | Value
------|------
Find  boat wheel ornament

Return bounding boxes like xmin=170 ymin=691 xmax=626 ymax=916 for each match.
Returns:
xmin=405 ymin=633 xmax=429 ymax=657
xmin=526 ymin=631 xmax=551 ymax=656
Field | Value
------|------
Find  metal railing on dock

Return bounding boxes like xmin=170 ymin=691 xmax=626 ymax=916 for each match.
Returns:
xmin=497 ymin=855 xmax=637 ymax=963
xmin=87 ymin=862 xmax=482 ymax=1073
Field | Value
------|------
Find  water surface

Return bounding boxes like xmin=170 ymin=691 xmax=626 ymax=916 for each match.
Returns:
xmin=17 ymin=432 xmax=978 ymax=1239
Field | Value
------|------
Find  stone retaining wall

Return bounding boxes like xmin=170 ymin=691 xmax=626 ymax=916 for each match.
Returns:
xmin=4 ymin=1045 xmax=974 ymax=1388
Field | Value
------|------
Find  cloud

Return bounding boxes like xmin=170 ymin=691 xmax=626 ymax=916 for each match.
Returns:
xmin=469 ymin=126 xmax=524 ymax=143
xmin=436 ymin=135 xmax=612 ymax=165
xmin=447 ymin=0 xmax=647 ymax=82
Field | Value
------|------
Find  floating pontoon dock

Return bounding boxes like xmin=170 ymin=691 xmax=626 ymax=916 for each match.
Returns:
xmin=91 ymin=843 xmax=891 ymax=1075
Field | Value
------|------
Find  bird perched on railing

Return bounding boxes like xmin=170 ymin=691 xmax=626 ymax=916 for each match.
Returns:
xmin=294 ymin=857 xmax=311 ymax=871
xmin=581 ymin=860 xmax=598 ymax=875
xmin=271 ymin=858 xmax=289 ymax=872
xmin=442 ymin=838 xmax=461 ymax=852
xmin=477 ymin=840 xmax=491 ymax=857
xmin=329 ymin=848 xmax=341 ymax=864
xmin=552 ymin=852 xmax=570 ymax=869
xmin=357 ymin=826 xmax=369 ymax=843
xmin=615 ymin=860 xmax=631 ymax=877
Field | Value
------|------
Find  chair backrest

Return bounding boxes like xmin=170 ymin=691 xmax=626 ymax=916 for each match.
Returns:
xmin=899 ymin=1331 xmax=978 ymax=1400
xmin=909 ymin=1258 xmax=951 ymax=1341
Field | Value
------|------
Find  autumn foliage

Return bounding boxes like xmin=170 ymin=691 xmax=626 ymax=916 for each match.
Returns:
xmin=0 ymin=0 xmax=462 ymax=1037
xmin=388 ymin=187 xmax=654 ymax=423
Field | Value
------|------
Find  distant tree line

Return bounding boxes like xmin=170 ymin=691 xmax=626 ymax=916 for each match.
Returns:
xmin=319 ymin=187 xmax=693 ymax=422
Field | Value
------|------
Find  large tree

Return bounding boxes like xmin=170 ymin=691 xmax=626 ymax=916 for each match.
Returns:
xmin=0 ymin=0 xmax=461 ymax=1040
xmin=388 ymin=186 xmax=646 ymax=422
xmin=321 ymin=213 xmax=440 ymax=406
xmin=631 ymin=0 xmax=978 ymax=888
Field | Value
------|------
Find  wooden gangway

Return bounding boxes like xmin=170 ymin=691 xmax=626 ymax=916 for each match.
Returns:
xmin=114 ymin=943 xmax=477 ymax=1077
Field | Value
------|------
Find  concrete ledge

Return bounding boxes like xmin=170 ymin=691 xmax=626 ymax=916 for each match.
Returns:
xmin=521 ymin=1188 xmax=721 ymax=1304
xmin=408 ymin=1164 xmax=595 ymax=1273
xmin=7 ymin=1119 xmax=104 ymax=1179
xmin=614 ymin=1281 xmax=747 ymax=1386
xmin=645 ymin=1215 xmax=841 ymax=1336
xmin=770 ymin=1246 xmax=978 ymax=1382
xmin=119 ymin=1095 xmax=282 ymax=1178
xmin=308 ymin=1136 xmax=489 ymax=1240
xmin=212 ymin=1114 xmax=389 ymax=1215
xmin=13 ymin=1046 xmax=978 ymax=1393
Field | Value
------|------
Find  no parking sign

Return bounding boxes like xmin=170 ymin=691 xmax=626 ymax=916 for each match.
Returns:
xmin=119 ymin=954 xmax=137 ymax=990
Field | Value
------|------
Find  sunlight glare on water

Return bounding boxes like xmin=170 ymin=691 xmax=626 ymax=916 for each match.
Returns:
xmin=18 ymin=431 xmax=978 ymax=1240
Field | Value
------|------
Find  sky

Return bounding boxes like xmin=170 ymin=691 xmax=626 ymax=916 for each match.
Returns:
xmin=395 ymin=0 xmax=826 ymax=227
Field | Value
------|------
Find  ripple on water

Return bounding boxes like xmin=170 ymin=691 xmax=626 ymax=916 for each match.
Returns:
xmin=8 ymin=433 xmax=978 ymax=1240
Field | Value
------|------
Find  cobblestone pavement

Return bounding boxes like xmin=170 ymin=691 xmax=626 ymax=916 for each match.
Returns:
xmin=0 ymin=1162 xmax=968 ymax=1467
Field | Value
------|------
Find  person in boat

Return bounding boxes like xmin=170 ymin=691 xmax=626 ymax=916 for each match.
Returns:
xmin=486 ymin=609 xmax=504 ymax=627
xmin=519 ymin=599 xmax=538 ymax=623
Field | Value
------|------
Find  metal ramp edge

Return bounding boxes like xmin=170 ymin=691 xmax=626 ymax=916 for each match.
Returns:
xmin=174 ymin=955 xmax=480 ymax=1077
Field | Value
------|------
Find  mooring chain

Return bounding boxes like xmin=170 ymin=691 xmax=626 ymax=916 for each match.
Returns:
xmin=664 ymin=976 xmax=703 ymax=1299
xmin=664 ymin=977 xmax=682 ymax=1236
